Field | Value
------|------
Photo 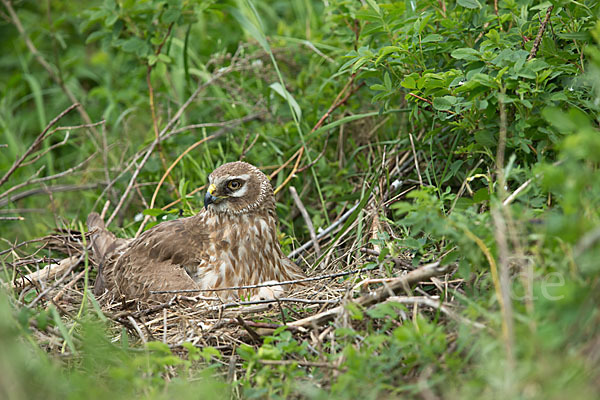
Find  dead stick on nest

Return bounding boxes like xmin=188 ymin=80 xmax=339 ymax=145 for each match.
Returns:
xmin=236 ymin=316 xmax=262 ymax=342
xmin=289 ymin=186 xmax=321 ymax=256
xmin=288 ymin=261 xmax=449 ymax=328
xmin=209 ymin=297 xmax=340 ymax=311
xmin=27 ymin=255 xmax=83 ymax=308
xmin=287 ymin=197 xmax=364 ymax=259
xmin=258 ymin=359 xmax=346 ymax=370
xmin=150 ymin=265 xmax=378 ymax=294
xmin=8 ymin=255 xmax=79 ymax=289
xmin=527 ymin=6 xmax=553 ymax=61
xmin=236 ymin=319 xmax=306 ymax=333
xmin=127 ymin=316 xmax=147 ymax=344
xmin=52 ymin=268 xmax=86 ymax=303
xmin=110 ymin=297 xmax=177 ymax=319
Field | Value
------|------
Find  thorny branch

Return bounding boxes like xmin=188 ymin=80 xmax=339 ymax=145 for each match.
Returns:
xmin=527 ymin=6 xmax=554 ymax=61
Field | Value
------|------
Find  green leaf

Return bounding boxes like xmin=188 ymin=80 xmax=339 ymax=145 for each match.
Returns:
xmin=367 ymin=302 xmax=406 ymax=319
xmin=35 ymin=310 xmax=48 ymax=331
xmin=475 ymin=130 xmax=496 ymax=147
xmin=433 ymin=96 xmax=456 ymax=111
xmin=370 ymin=84 xmax=386 ymax=91
xmin=147 ymin=341 xmax=172 ymax=354
xmin=346 ymin=302 xmax=364 ymax=320
xmin=351 ymin=57 xmax=369 ymax=74
xmin=229 ymin=6 xmax=270 ymax=52
xmin=401 ymin=75 xmax=416 ymax=89
xmin=384 ymin=72 xmax=392 ymax=90
xmin=542 ymin=107 xmax=580 ymax=134
xmin=473 ymin=188 xmax=490 ymax=202
xmin=162 ymin=7 xmax=181 ymax=24
xmin=421 ymin=34 xmax=443 ymax=43
xmin=257 ymin=345 xmax=281 ymax=360
xmin=557 ymin=32 xmax=591 ymax=41
xmin=201 ymin=346 xmax=221 ymax=362
xmin=270 ymin=82 xmax=302 ymax=121
xmin=157 ymin=54 xmax=172 ymax=64
xmin=85 ymin=31 xmax=107 ymax=44
xmin=50 ymin=307 xmax=77 ymax=355
xmin=457 ymin=0 xmax=481 ymax=9
xmin=365 ymin=0 xmax=381 ymax=14
xmin=375 ymin=45 xmax=402 ymax=64
xmin=237 ymin=344 xmax=256 ymax=360
xmin=143 ymin=208 xmax=166 ymax=217
xmin=441 ymin=250 xmax=460 ymax=265
xmin=119 ymin=37 xmax=149 ymax=55
xmin=88 ymin=292 xmax=108 ymax=322
xmin=451 ymin=48 xmax=480 ymax=60
xmin=105 ymin=13 xmax=119 ymax=27
xmin=471 ymin=73 xmax=495 ymax=87
xmin=531 ymin=2 xmax=552 ymax=10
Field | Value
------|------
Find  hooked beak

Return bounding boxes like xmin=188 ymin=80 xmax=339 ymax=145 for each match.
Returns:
xmin=204 ymin=183 xmax=218 ymax=209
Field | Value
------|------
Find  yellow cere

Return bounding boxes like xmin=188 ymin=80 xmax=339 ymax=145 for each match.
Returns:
xmin=208 ymin=183 xmax=217 ymax=195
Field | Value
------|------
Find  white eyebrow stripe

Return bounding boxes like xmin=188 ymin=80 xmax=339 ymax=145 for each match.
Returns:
xmin=229 ymin=184 xmax=248 ymax=197
xmin=228 ymin=174 xmax=250 ymax=181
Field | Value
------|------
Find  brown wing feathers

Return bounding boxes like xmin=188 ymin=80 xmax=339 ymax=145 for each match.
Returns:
xmin=139 ymin=217 xmax=209 ymax=266
xmin=89 ymin=216 xmax=205 ymax=301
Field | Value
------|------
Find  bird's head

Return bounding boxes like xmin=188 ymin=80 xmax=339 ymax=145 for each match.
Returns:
xmin=204 ymin=162 xmax=273 ymax=214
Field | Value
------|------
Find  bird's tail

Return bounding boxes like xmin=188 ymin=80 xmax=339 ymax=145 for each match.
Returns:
xmin=87 ymin=212 xmax=118 ymax=261
xmin=87 ymin=212 xmax=134 ymax=296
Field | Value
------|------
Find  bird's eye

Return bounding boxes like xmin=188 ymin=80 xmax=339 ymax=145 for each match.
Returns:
xmin=227 ymin=179 xmax=242 ymax=191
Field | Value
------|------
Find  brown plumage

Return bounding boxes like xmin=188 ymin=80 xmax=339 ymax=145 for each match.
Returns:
xmin=87 ymin=161 xmax=304 ymax=302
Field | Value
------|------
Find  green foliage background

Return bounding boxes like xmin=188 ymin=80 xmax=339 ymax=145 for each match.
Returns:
xmin=1 ymin=0 xmax=600 ymax=398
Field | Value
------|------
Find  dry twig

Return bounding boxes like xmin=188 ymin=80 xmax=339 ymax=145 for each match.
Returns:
xmin=0 ymin=103 xmax=79 ymax=188
xmin=9 ymin=255 xmax=80 ymax=290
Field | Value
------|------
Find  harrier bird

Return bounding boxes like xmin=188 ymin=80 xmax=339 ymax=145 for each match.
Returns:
xmin=88 ymin=161 xmax=304 ymax=302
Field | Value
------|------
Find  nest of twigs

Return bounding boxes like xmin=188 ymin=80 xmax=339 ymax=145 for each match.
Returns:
xmin=4 ymin=222 xmax=469 ymax=376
